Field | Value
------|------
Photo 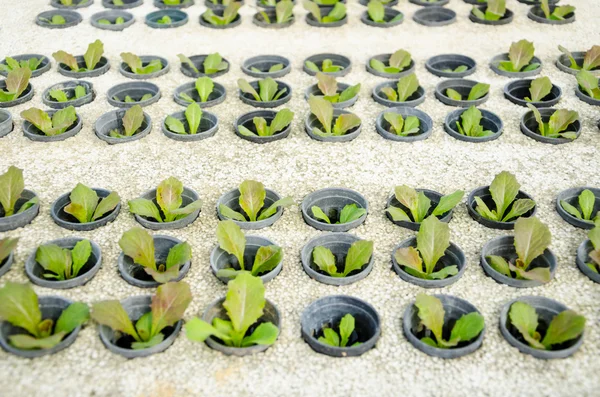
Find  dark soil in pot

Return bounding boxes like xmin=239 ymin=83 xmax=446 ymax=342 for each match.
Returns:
xmin=91 ymin=10 xmax=135 ymax=31
xmin=0 ymin=81 xmax=33 ymax=108
xmin=239 ymin=80 xmax=292 ymax=108
xmin=504 ymin=79 xmax=562 ymax=108
xmin=303 ymin=53 xmax=351 ymax=77
xmin=51 ymin=188 xmax=121 ymax=231
xmin=360 ymin=9 xmax=403 ymax=28
xmin=120 ymin=56 xmax=170 ymax=79
xmin=469 ymin=6 xmax=513 ymax=25
xmin=57 ymin=56 xmax=110 ymax=79
xmin=435 ymin=79 xmax=489 ymax=107
xmin=42 ymin=80 xmax=95 ymax=109
xmin=23 ymin=110 xmax=82 ymax=142
xmin=107 ymin=81 xmax=161 ymax=108
xmin=425 ymin=54 xmax=476 ymax=78
xmin=216 ymin=186 xmax=285 ymax=229
xmin=0 ymin=110 xmax=14 ymax=138
xmin=366 ymin=54 xmax=415 ymax=79
xmin=146 ymin=10 xmax=189 ymax=28
xmin=555 ymin=187 xmax=600 ymax=229
xmin=528 ymin=6 xmax=575 ymax=25
xmin=576 ymin=240 xmax=600 ymax=284
xmin=467 ymin=186 xmax=536 ymax=230
xmin=94 ymin=108 xmax=152 ymax=144
xmin=376 ymin=107 xmax=433 ymax=142
xmin=0 ymin=189 xmax=40 ymax=232
xmin=372 ymin=81 xmax=426 ymax=108
xmin=490 ymin=53 xmax=542 ymax=78
xmin=0 ymin=54 xmax=51 ymax=78
xmin=444 ymin=108 xmax=503 ymax=143
xmin=133 ymin=187 xmax=201 ymax=230
xmin=413 ymin=7 xmax=456 ymax=26
xmin=305 ymin=109 xmax=362 ymax=142
xmin=241 ymin=55 xmax=291 ymax=78
xmin=234 ymin=110 xmax=291 ymax=143
xmin=162 ymin=110 xmax=219 ymax=141
xmin=520 ymin=107 xmax=581 ymax=144
xmin=385 ymin=189 xmax=452 ymax=230
xmin=36 ymin=10 xmax=82 ymax=29
xmin=173 ymin=81 xmax=226 ymax=108
xmin=180 ymin=54 xmax=230 ymax=78
xmin=301 ymin=187 xmax=368 ymax=232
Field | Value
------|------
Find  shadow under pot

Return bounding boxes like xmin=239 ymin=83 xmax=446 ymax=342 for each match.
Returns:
xmin=425 ymin=54 xmax=476 ymax=78
xmin=372 ymin=81 xmax=426 ymax=108
xmin=480 ymin=236 xmax=556 ymax=288
xmin=303 ymin=53 xmax=352 ymax=77
xmin=385 ymin=189 xmax=452 ymax=231
xmin=301 ymin=187 xmax=368 ymax=232
xmin=0 ymin=250 xmax=13 ymax=278
xmin=239 ymin=80 xmax=292 ymax=108
xmin=90 ymin=10 xmax=135 ymax=31
xmin=376 ymin=106 xmax=433 ymax=142
xmin=36 ymin=10 xmax=82 ymax=29
xmin=0 ymin=109 xmax=14 ymax=138
xmin=576 ymin=85 xmax=600 ymax=107
xmin=489 ymin=53 xmax=542 ymax=78
xmin=499 ymin=296 xmax=583 ymax=359
xmin=301 ymin=295 xmax=381 ymax=357
xmin=57 ymin=56 xmax=110 ymax=79
xmin=25 ymin=237 xmax=102 ymax=289
xmin=576 ymin=239 xmax=600 ymax=284
xmin=403 ymin=294 xmax=485 ymax=359
xmin=556 ymin=51 xmax=600 ymax=76
xmin=0 ymin=190 xmax=40 ymax=232
xmin=102 ymin=0 xmax=143 ymax=8
xmin=234 ymin=110 xmax=291 ymax=143
xmin=300 ymin=233 xmax=374 ymax=286
xmin=412 ymin=7 xmax=457 ymax=27
xmin=50 ymin=188 xmax=121 ymax=231
xmin=555 ymin=187 xmax=600 ymax=229
xmin=42 ymin=80 xmax=95 ymax=109
xmin=253 ymin=10 xmax=295 ymax=29
xmin=504 ymin=79 xmax=562 ymax=108
xmin=210 ymin=235 xmax=283 ymax=284
xmin=467 ymin=186 xmax=536 ymax=230
xmin=241 ymin=55 xmax=291 ymax=79
xmin=180 ymin=54 xmax=230 ymax=78
xmin=304 ymin=82 xmax=357 ymax=109
xmin=154 ymin=0 xmax=195 ymax=8
xmin=199 ymin=10 xmax=242 ymax=29
xmin=366 ymin=53 xmax=415 ymax=79
xmin=23 ymin=110 xmax=83 ymax=142
xmin=528 ymin=6 xmax=575 ymax=25
xmin=146 ymin=10 xmax=189 ymax=28
xmin=0 ymin=54 xmax=51 ymax=78
xmin=173 ymin=81 xmax=226 ymax=108
xmin=435 ymin=79 xmax=489 ymax=107
xmin=162 ymin=109 xmax=219 ymax=141
xmin=118 ymin=235 xmax=192 ymax=288
xmin=305 ymin=6 xmax=347 ymax=28
xmin=0 ymin=80 xmax=33 ymax=108
xmin=95 ymin=108 xmax=152 ymax=144
xmin=107 ymin=81 xmax=161 ymax=108
xmin=51 ymin=0 xmax=94 ymax=8
xmin=520 ymin=107 xmax=581 ymax=144
xmin=120 ymin=56 xmax=170 ymax=80
xmin=0 ymin=296 xmax=82 ymax=358
xmin=409 ymin=0 xmax=448 ymax=5
xmin=305 ymin=109 xmax=362 ymax=142
xmin=360 ymin=9 xmax=404 ymax=28
xmin=444 ymin=108 xmax=503 ymax=143
xmin=98 ymin=295 xmax=182 ymax=358
xmin=216 ymin=186 xmax=285 ymax=229
xmin=134 ymin=187 xmax=201 ymax=230
xmin=469 ymin=6 xmax=513 ymax=25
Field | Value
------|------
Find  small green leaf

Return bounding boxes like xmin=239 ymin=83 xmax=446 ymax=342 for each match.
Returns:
xmin=449 ymin=312 xmax=484 ymax=343
xmin=0 ymin=238 xmax=18 ymax=263
xmin=239 ymin=180 xmax=266 ymax=222
xmin=219 ymin=204 xmax=248 ymax=222
xmin=241 ymin=322 xmax=279 ymax=346
xmin=431 ymin=190 xmax=464 ymax=217
xmin=339 ymin=203 xmax=366 ymax=224
xmin=467 ymin=83 xmax=489 ymax=101
xmin=416 ymin=216 xmax=450 ymax=274
xmin=203 ymin=53 xmax=228 ymax=74
xmin=311 ymin=205 xmax=331 ymax=223
xmin=52 ymin=50 xmax=79 ymax=71
xmin=343 ymin=240 xmax=373 ymax=276
xmin=185 ymin=317 xmax=232 ymax=343
xmin=561 ymin=200 xmax=582 ymax=219
xmin=0 ymin=282 xmax=42 ymax=338
xmin=312 ymin=246 xmax=337 ymax=276
xmin=489 ymin=171 xmax=521 ymax=221
xmin=70 ymin=239 xmax=92 ymax=277
xmin=338 ymin=314 xmax=355 ymax=347
xmin=121 ymin=105 xmax=144 ymax=136
xmin=386 ymin=206 xmax=411 ymax=222
xmin=54 ymin=302 xmax=89 ymax=335
xmin=508 ymin=39 xmax=535 ymax=72
xmin=514 ymin=217 xmax=551 ymax=268
xmin=318 ymin=328 xmax=340 ymax=346
xmin=238 ymin=78 xmax=260 ymax=101
xmin=251 ymin=245 xmax=282 ymax=276
xmin=579 ymin=190 xmax=596 ymax=220
xmin=222 ymin=272 xmax=266 ymax=347
xmin=196 ymin=76 xmax=214 ymax=103
xmin=367 ymin=0 xmax=385 ymax=23
xmin=118 ymin=227 xmax=156 ymax=270
xmin=128 ymin=198 xmax=162 ymax=222
xmin=486 ymin=255 xmax=511 ymax=277
xmin=177 ymin=54 xmax=199 ymax=74
xmin=446 ymin=88 xmax=462 ymax=101
xmin=83 ymin=40 xmax=104 ymax=71
xmin=257 ymin=196 xmax=294 ymax=221
xmin=396 ymin=73 xmax=419 ymax=102
xmin=415 ymin=294 xmax=445 ymax=345
xmin=308 ymin=95 xmax=333 ymax=134
xmin=165 ymin=242 xmax=192 ymax=271
xmin=91 ymin=300 xmax=140 ymax=341
xmin=509 ymin=301 xmax=545 ymax=349
xmin=216 ymin=220 xmax=246 ymax=270
xmin=150 ymin=281 xmax=192 ymax=338
xmin=64 ymin=183 xmax=99 ymax=223
xmin=165 ymin=116 xmax=186 ymax=135
xmin=268 ymin=108 xmax=294 ymax=134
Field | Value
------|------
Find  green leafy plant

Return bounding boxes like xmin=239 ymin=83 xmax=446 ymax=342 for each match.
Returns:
xmin=525 ymin=104 xmax=579 ymax=140
xmin=0 ymin=67 xmax=31 ymax=103
xmin=120 ymin=53 xmax=163 ymax=75
xmin=156 ymin=15 xmax=173 ymax=24
xmin=305 ymin=58 xmax=345 ymax=73
xmin=250 ymin=64 xmax=284 ymax=73
xmin=414 ymin=294 xmax=484 ymax=348
xmin=40 ymin=15 xmax=67 ymax=25
xmin=259 ymin=0 xmax=294 ymax=24
xmin=380 ymin=73 xmax=420 ymax=103
xmin=318 ymin=313 xmax=360 ymax=347
xmin=0 ymin=282 xmax=89 ymax=350
xmin=35 ymin=239 xmax=92 ymax=280
xmin=473 ymin=171 xmax=535 ymax=223
xmin=394 ymin=216 xmax=458 ymax=280
xmin=313 ymin=72 xmax=360 ymax=103
xmin=112 ymin=93 xmax=154 ymax=103
xmin=63 ymin=183 xmax=120 ymax=224
xmin=163 ymin=0 xmax=191 ymax=4
xmin=303 ymin=1 xmax=346 ymax=23
xmin=210 ymin=0 xmax=234 ymax=5
xmin=179 ymin=76 xmax=216 ymax=103
xmin=119 ymin=228 xmax=192 ymax=283
xmin=308 ymin=96 xmax=361 ymax=137
xmin=311 ymin=203 xmax=366 ymax=224
xmin=97 ymin=16 xmax=126 ymax=25
xmin=52 ymin=40 xmax=105 ymax=73
xmin=576 ymin=70 xmax=600 ymax=100
xmin=238 ymin=108 xmax=294 ymax=137
xmin=508 ymin=300 xmax=584 ymax=350
xmin=0 ymin=237 xmax=18 ymax=264
xmin=560 ymin=189 xmax=599 ymax=225
xmin=219 ymin=180 xmax=294 ymax=222
xmin=59 ymin=0 xmax=89 ymax=5
xmin=128 ymin=176 xmax=202 ymax=223
xmin=486 ymin=217 xmax=552 ymax=282
xmin=386 ymin=185 xmax=463 ymax=223
xmin=454 ymin=106 xmax=494 ymax=138
xmin=538 ymin=0 xmax=575 ymax=21
xmin=558 ymin=45 xmax=600 ymax=71
xmin=369 ymin=49 xmax=411 ymax=74
xmin=186 ymin=272 xmax=279 ymax=348
xmin=523 ymin=76 xmax=552 ymax=102
xmin=165 ymin=102 xmax=205 ymax=135
xmin=312 ymin=240 xmax=373 ymax=277
xmin=0 ymin=166 xmax=38 ymax=217
xmin=20 ymin=106 xmax=78 ymax=137
xmin=177 ymin=53 xmax=228 ymax=76
xmin=383 ymin=112 xmax=420 ymax=136
xmin=445 ymin=83 xmax=489 ymax=102
xmin=471 ymin=0 xmax=506 ymax=20
xmin=112 ymin=0 xmax=125 ymax=5
xmin=92 ymin=281 xmax=191 ymax=349
xmin=238 ymin=77 xmax=288 ymax=102
xmin=0 ymin=57 xmax=43 ymax=73
xmin=49 ymin=85 xmax=87 ymax=102
xmin=584 ymin=226 xmax=600 ymax=273
xmin=367 ymin=0 xmax=402 ymax=23
xmin=497 ymin=40 xmax=540 ymax=73
xmin=109 ymin=105 xmax=146 ymax=138
xmin=202 ymin=2 xmax=242 ymax=26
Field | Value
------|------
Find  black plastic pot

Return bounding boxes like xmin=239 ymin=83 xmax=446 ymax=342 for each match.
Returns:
xmin=253 ymin=10 xmax=295 ymax=28
xmin=490 ymin=53 xmax=542 ymax=78
xmin=103 ymin=0 xmax=143 ymax=8
xmin=146 ymin=10 xmax=189 ymax=28
xmin=0 ymin=190 xmax=40 ymax=232
xmin=94 ymin=108 xmax=152 ymax=144
xmin=0 ymin=54 xmax=51 ymax=78
xmin=303 ymin=53 xmax=351 ymax=77
xmin=91 ymin=10 xmax=135 ymax=30
xmin=360 ymin=0 xmax=397 ymax=5
xmin=205 ymin=0 xmax=245 ymax=9
xmin=301 ymin=295 xmax=381 ymax=357
xmin=199 ymin=11 xmax=242 ymax=29
xmin=133 ymin=187 xmax=200 ymax=230
xmin=306 ymin=6 xmax=347 ymax=27
xmin=481 ymin=236 xmax=556 ymax=288
xmin=425 ymin=54 xmax=476 ymax=78
xmin=576 ymin=239 xmax=600 ymax=283
xmin=403 ymin=294 xmax=484 ymax=359
xmin=413 ymin=7 xmax=456 ymax=26
xmin=23 ymin=110 xmax=82 ymax=142
xmin=241 ymin=55 xmax=291 ymax=79
xmin=555 ymin=187 xmax=600 ymax=229
xmin=118 ymin=235 xmax=191 ymax=288
xmin=504 ymin=79 xmax=561 ymax=108
xmin=304 ymin=83 xmax=358 ymax=109
xmin=57 ymin=56 xmax=110 ymax=79
xmin=385 ymin=188 xmax=453 ymax=230
xmin=51 ymin=0 xmax=94 ymax=8
xmin=556 ymin=51 xmax=599 ymax=76
xmin=444 ymin=108 xmax=503 ymax=143
xmin=528 ymin=6 xmax=575 ymax=24
xmin=36 ymin=10 xmax=82 ymax=28
xmin=239 ymin=80 xmax=292 ymax=108
xmin=467 ymin=186 xmax=536 ymax=230
xmin=360 ymin=9 xmax=403 ymax=28
xmin=469 ymin=6 xmax=513 ymax=25
xmin=0 ymin=110 xmax=13 ymax=138
xmin=51 ymin=188 xmax=121 ymax=231
xmin=520 ymin=107 xmax=581 ymax=144
xmin=155 ymin=0 xmax=195 ymax=8
xmin=375 ymin=107 xmax=433 ymax=142
xmin=305 ymin=109 xmax=362 ymax=142
xmin=107 ymin=81 xmax=161 ymax=108
xmin=42 ymin=80 xmax=95 ymax=109
xmin=98 ymin=295 xmax=182 ymax=358
xmin=234 ymin=110 xmax=291 ymax=143
xmin=409 ymin=0 xmax=448 ymax=5
xmin=173 ymin=81 xmax=226 ymax=108
xmin=366 ymin=54 xmax=415 ymax=79
xmin=435 ymin=79 xmax=489 ymax=107
xmin=0 ymin=80 xmax=33 ymax=108
xmin=499 ymin=296 xmax=583 ymax=359
xmin=25 ymin=237 xmax=102 ymax=289
xmin=372 ymin=81 xmax=426 ymax=108
xmin=162 ymin=109 xmax=218 ymax=141
xmin=0 ymin=251 xmax=13 ymax=278
xmin=180 ymin=54 xmax=230 ymax=78
xmin=216 ymin=186 xmax=285 ymax=229
xmin=0 ymin=296 xmax=82 ymax=358
xmin=576 ymin=86 xmax=600 ymax=107
xmin=120 ymin=56 xmax=170 ymax=80
xmin=301 ymin=187 xmax=368 ymax=232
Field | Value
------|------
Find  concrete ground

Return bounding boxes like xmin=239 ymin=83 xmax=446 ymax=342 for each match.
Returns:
xmin=0 ymin=0 xmax=599 ymax=396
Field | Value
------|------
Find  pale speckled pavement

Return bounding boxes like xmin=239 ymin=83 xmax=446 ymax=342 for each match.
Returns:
xmin=0 ymin=0 xmax=599 ymax=396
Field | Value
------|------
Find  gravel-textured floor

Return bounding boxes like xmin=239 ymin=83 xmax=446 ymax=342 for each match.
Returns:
xmin=0 ymin=0 xmax=599 ymax=396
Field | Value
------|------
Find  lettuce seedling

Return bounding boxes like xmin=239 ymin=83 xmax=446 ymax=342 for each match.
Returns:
xmin=497 ymin=40 xmax=540 ymax=73
xmin=259 ymin=0 xmax=294 ymax=24
xmin=112 ymin=0 xmax=125 ymax=4
xmin=473 ymin=171 xmax=535 ymax=223
xmin=92 ymin=281 xmax=191 ymax=349
xmin=585 ymin=226 xmax=600 ymax=273
xmin=165 ymin=102 xmax=205 ymax=135
xmin=305 ymin=58 xmax=345 ymax=73
xmin=59 ymin=0 xmax=89 ymax=5
xmin=471 ymin=0 xmax=506 ymax=21
xmin=156 ymin=15 xmax=173 ymax=24
xmin=311 ymin=203 xmax=366 ymax=224
xmin=119 ymin=227 xmax=192 ymax=283
xmin=49 ymin=85 xmax=87 ymax=102
xmin=525 ymin=104 xmax=578 ymax=140
xmin=380 ymin=73 xmax=420 ymax=103
xmin=214 ymin=220 xmax=283 ymax=279
xmin=259 ymin=0 xmax=287 ymax=5
xmin=0 ymin=67 xmax=31 ymax=103
xmin=128 ymin=176 xmax=202 ymax=223
xmin=177 ymin=53 xmax=229 ymax=76
xmin=441 ymin=65 xmax=469 ymax=73
xmin=63 ymin=183 xmax=120 ymax=223
xmin=219 ymin=180 xmax=294 ymax=222
xmin=0 ymin=282 xmax=89 ymax=350
xmin=52 ymin=40 xmax=105 ymax=73
xmin=312 ymin=240 xmax=373 ymax=277
xmin=576 ymin=70 xmax=600 ymax=100
xmin=250 ymin=64 xmax=284 ymax=73
xmin=121 ymin=53 xmax=163 ymax=75
xmin=209 ymin=0 xmax=234 ymax=5
xmin=394 ymin=216 xmax=458 ymax=280
xmin=20 ymin=106 xmax=78 ymax=137
xmin=445 ymin=83 xmax=489 ymax=101
xmin=386 ymin=185 xmax=463 ymax=223
xmin=0 ymin=237 xmax=18 ymax=264
xmin=186 ymin=272 xmax=279 ymax=348
xmin=40 ymin=15 xmax=67 ymax=25
xmin=0 ymin=166 xmax=38 ymax=217
xmin=308 ymin=96 xmax=361 ymax=137
xmin=238 ymin=109 xmax=294 ymax=137
xmin=97 ymin=16 xmax=126 ymax=25
xmin=560 ymin=189 xmax=599 ymax=224
xmin=383 ymin=112 xmax=420 ymax=136
xmin=370 ymin=49 xmax=411 ymax=74
xmin=0 ymin=57 xmax=44 ymax=73
xmin=455 ymin=106 xmax=494 ymax=138
xmin=179 ymin=76 xmax=216 ymax=103
xmin=414 ymin=293 xmax=484 ymax=348
xmin=318 ymin=313 xmax=360 ymax=347
xmin=558 ymin=45 xmax=600 ymax=71
xmin=303 ymin=1 xmax=346 ymax=23
xmin=367 ymin=0 xmax=402 ymax=23
xmin=238 ymin=77 xmax=288 ymax=102
xmin=202 ymin=2 xmax=242 ymax=26
xmin=523 ymin=76 xmax=552 ymax=102
xmin=509 ymin=300 xmax=584 ymax=350
xmin=35 ymin=239 xmax=93 ymax=280
xmin=313 ymin=72 xmax=360 ymax=103
xmin=539 ymin=0 xmax=575 ymax=21
xmin=109 ymin=105 xmax=146 ymax=138
xmin=112 ymin=93 xmax=153 ymax=103
xmin=163 ymin=0 xmax=191 ymax=4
